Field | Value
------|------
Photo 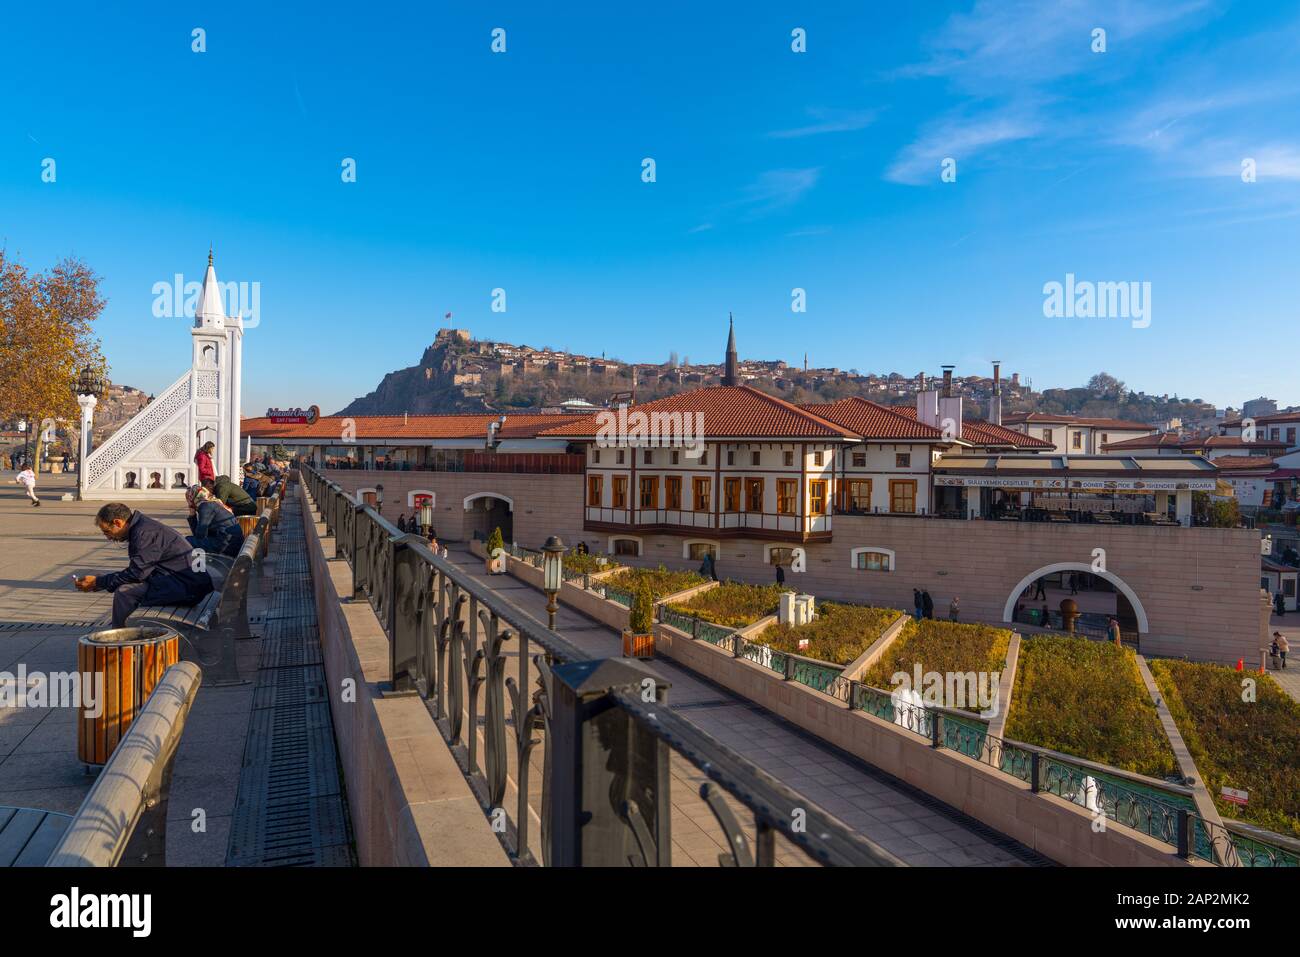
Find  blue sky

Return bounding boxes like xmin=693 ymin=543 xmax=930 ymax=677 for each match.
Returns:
xmin=2 ymin=1 xmax=1298 ymax=414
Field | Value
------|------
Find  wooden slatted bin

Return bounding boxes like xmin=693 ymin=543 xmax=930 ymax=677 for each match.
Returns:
xmin=77 ymin=626 xmax=180 ymax=766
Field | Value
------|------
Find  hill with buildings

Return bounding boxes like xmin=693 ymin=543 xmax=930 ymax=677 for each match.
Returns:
xmin=334 ymin=325 xmax=1221 ymax=430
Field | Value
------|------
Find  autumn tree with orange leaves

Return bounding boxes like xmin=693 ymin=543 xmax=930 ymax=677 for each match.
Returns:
xmin=0 ymin=251 xmax=107 ymax=472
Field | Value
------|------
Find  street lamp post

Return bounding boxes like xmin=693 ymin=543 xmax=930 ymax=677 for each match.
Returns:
xmin=419 ymin=500 xmax=434 ymax=538
xmin=542 ymin=535 xmax=565 ymax=631
xmin=73 ymin=365 xmax=107 ymax=499
xmin=375 ymin=483 xmax=384 ymax=515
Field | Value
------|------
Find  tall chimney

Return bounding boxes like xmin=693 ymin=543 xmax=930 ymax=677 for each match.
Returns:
xmin=990 ymin=361 xmax=1003 ymax=426
xmin=941 ymin=366 xmax=954 ymax=398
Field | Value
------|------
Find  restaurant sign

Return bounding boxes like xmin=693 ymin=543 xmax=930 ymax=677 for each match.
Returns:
xmin=266 ymin=405 xmax=320 ymax=425
xmin=934 ymin=475 xmax=1215 ymax=491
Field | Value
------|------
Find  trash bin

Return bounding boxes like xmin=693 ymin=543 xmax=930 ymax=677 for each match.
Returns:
xmin=77 ymin=625 xmax=181 ymax=766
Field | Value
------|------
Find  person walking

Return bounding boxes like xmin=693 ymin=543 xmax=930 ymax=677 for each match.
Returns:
xmin=195 ymin=440 xmax=216 ymax=485
xmin=1068 ymin=573 xmax=1078 ymax=596
xmin=1278 ymin=631 xmax=1290 ymax=669
xmin=948 ymin=596 xmax=960 ymax=622
xmin=14 ymin=466 xmax=39 ymax=506
xmin=1031 ymin=577 xmax=1046 ymax=601
xmin=913 ymin=589 xmax=923 ymax=621
xmin=775 ymin=562 xmax=786 ymax=586
xmin=1275 ymin=591 xmax=1286 ymax=617
xmin=1108 ymin=617 xmax=1122 ymax=646
xmin=921 ymin=590 xmax=934 ymax=620
xmin=73 ymin=503 xmax=214 ymax=627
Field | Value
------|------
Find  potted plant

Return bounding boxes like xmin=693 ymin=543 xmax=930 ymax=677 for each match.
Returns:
xmin=622 ymin=580 xmax=656 ymax=658
xmin=485 ymin=526 xmax=506 ymax=574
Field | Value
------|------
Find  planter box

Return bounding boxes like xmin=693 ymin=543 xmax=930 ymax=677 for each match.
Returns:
xmin=623 ymin=629 xmax=655 ymax=659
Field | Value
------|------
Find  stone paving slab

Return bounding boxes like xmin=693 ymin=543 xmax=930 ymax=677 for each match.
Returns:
xmin=0 ymin=473 xmax=273 ymax=865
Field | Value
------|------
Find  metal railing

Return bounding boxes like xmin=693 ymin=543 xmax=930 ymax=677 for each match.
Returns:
xmin=845 ymin=682 xmax=1295 ymax=867
xmin=303 ymin=465 xmax=899 ymax=867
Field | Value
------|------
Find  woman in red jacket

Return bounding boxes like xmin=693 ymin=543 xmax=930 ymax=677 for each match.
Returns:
xmin=195 ymin=440 xmax=216 ymax=484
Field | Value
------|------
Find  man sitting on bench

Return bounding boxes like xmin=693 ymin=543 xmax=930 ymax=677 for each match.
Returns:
xmin=208 ymin=473 xmax=257 ymax=517
xmin=73 ymin=503 xmax=215 ymax=628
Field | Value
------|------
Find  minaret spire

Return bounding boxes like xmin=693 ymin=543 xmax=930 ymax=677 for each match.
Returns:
xmin=723 ymin=313 xmax=739 ymax=387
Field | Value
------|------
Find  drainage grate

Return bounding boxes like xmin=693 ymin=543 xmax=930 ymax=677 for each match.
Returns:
xmin=226 ymin=493 xmax=355 ymax=867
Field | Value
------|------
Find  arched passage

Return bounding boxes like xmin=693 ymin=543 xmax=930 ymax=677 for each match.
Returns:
xmin=463 ymin=492 xmax=513 ymax=543
xmin=1003 ymin=561 xmax=1149 ymax=633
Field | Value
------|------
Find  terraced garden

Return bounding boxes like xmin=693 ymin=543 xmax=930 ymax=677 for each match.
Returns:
xmin=601 ymin=566 xmax=706 ymax=601
xmin=560 ymin=548 xmax=620 ymax=579
xmin=758 ymin=603 xmax=904 ymax=666
xmin=1149 ymin=658 xmax=1300 ymax=838
xmin=1005 ymin=636 xmax=1177 ymax=779
xmin=663 ymin=582 xmax=787 ymax=628
xmin=859 ymin=619 xmax=1012 ymax=706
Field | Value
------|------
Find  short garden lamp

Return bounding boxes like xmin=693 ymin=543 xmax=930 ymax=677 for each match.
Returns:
xmin=542 ymin=535 xmax=565 ymax=630
xmin=375 ymin=484 xmax=384 ymax=513
xmin=419 ymin=500 xmax=434 ymax=535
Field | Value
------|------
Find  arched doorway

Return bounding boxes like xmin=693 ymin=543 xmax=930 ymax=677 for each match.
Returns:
xmin=464 ymin=492 xmax=513 ymax=543
xmin=1004 ymin=561 xmax=1149 ymax=640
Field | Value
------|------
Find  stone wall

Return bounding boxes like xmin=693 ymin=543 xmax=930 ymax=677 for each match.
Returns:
xmin=324 ymin=469 xmax=1262 ymax=664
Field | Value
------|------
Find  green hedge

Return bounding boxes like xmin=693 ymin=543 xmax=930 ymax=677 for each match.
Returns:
xmin=664 ymin=582 xmax=786 ymax=628
xmin=1150 ymin=658 xmax=1300 ymax=838
xmin=1006 ymin=636 xmax=1176 ymax=779
xmin=603 ymin=566 xmax=706 ymax=602
xmin=758 ymin=603 xmax=903 ymax=666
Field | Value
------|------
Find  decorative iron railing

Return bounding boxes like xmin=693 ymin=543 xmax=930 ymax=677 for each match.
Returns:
xmin=302 ymin=465 xmax=899 ymax=868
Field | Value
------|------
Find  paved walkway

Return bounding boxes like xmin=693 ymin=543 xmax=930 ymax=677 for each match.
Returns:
xmin=444 ymin=546 xmax=1048 ymax=867
xmin=1266 ymin=613 xmax=1300 ymax=701
xmin=0 ymin=474 xmax=350 ymax=865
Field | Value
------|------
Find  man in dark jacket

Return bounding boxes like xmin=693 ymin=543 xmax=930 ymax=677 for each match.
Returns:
xmin=921 ymin=590 xmax=935 ymax=620
xmin=187 ymin=485 xmax=244 ymax=557
xmin=73 ymin=503 xmax=214 ymax=627
xmin=209 ymin=474 xmax=257 ymax=516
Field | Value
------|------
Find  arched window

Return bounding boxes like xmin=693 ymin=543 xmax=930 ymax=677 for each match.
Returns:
xmin=683 ymin=540 xmax=720 ymax=561
xmin=610 ymin=537 xmax=642 ymax=556
xmin=849 ymin=547 xmax=895 ymax=572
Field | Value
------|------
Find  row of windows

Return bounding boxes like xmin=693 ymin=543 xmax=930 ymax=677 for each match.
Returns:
xmin=590 ymin=448 xmax=913 ymax=468
xmin=588 ymin=475 xmax=919 ymax=513
xmin=607 ymin=537 xmax=894 ymax=571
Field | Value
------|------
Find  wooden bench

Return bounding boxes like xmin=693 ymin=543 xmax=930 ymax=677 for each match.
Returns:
xmin=44 ymin=662 xmax=202 ymax=867
xmin=114 ymin=516 xmax=268 ymax=686
xmin=0 ymin=807 xmax=73 ymax=866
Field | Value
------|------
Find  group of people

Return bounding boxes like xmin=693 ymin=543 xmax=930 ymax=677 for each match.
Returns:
xmin=912 ymin=588 xmax=960 ymax=622
xmin=1271 ymin=631 xmax=1290 ymax=669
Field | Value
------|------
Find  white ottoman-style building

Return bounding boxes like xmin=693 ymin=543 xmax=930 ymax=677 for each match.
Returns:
xmin=79 ymin=252 xmax=244 ymax=499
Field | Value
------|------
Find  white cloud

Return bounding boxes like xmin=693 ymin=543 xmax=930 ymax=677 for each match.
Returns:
xmin=736 ymin=168 xmax=821 ymax=217
xmin=885 ymin=115 xmax=1035 ymax=185
xmin=768 ymin=107 xmax=879 ymax=139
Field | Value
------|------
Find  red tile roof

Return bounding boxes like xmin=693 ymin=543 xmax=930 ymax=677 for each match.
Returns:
xmin=536 ymin=386 xmax=856 ymax=439
xmin=800 ymin=397 xmax=942 ymax=440
xmin=242 ymin=413 xmax=588 ymax=441
xmin=1003 ymin=412 xmax=1154 ymax=430
xmin=1201 ymin=435 xmax=1289 ymax=450
xmin=1102 ymin=432 xmax=1185 ymax=451
xmin=888 ymin=406 xmax=1054 ymax=449
xmin=1223 ymin=411 xmax=1300 ymax=427
xmin=1211 ymin=456 xmax=1277 ymax=471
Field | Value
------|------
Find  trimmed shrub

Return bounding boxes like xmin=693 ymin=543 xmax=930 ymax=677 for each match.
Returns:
xmin=759 ymin=603 xmax=904 ymax=666
xmin=1150 ymin=658 xmax=1300 ymax=838
xmin=485 ymin=526 xmax=504 ymax=555
xmin=859 ymin=619 xmax=1012 ymax=713
xmin=562 ymin=549 xmax=619 ymax=577
xmin=628 ymin=580 xmax=655 ymax=634
xmin=665 ymin=582 xmax=787 ymax=628
xmin=603 ymin=566 xmax=707 ymax=602
xmin=1006 ymin=636 xmax=1176 ymax=779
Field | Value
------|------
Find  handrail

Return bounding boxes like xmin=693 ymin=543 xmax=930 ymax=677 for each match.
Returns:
xmin=47 ymin=662 xmax=201 ymax=866
xmin=302 ymin=464 xmax=896 ymax=867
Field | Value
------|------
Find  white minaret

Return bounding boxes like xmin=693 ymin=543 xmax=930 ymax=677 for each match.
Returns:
xmin=190 ymin=250 xmax=241 ymax=477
